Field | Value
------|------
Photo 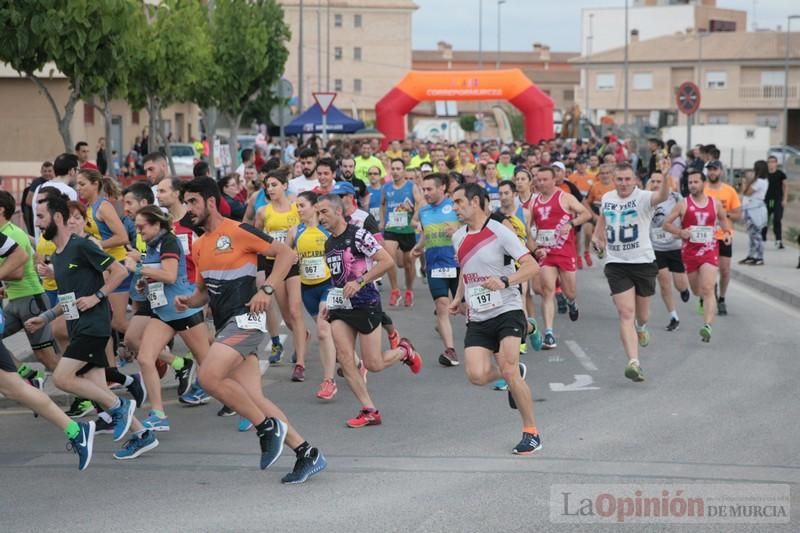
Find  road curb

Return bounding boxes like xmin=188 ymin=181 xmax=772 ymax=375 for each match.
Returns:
xmin=731 ymin=268 xmax=800 ymax=310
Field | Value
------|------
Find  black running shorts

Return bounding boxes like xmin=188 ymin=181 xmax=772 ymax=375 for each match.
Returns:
xmin=654 ymin=249 xmax=685 ymax=274
xmin=464 ymin=309 xmax=527 ymax=353
xmin=604 ymin=261 xmax=658 ymax=297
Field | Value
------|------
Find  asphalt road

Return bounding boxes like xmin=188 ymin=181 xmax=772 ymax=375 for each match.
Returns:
xmin=1 ymin=266 xmax=798 ymax=532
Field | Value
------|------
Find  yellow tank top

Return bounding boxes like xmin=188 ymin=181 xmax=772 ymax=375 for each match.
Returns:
xmin=35 ymin=238 xmax=57 ymax=291
xmin=295 ymin=223 xmax=331 ymax=285
xmin=85 ymin=202 xmax=127 ymax=261
xmin=263 ymin=203 xmax=299 ymax=258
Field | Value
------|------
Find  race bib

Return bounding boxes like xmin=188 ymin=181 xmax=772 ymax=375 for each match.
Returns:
xmin=689 ymin=225 xmax=714 ymax=244
xmin=268 ymin=230 xmax=288 ymax=243
xmin=536 ymin=229 xmax=557 ymax=247
xmin=387 ymin=210 xmax=407 ymax=228
xmin=467 ymin=285 xmax=502 ymax=312
xmin=326 ymin=287 xmax=352 ymax=310
xmin=147 ymin=282 xmax=168 ymax=308
xmin=652 ymin=229 xmax=668 ymax=242
xmin=235 ymin=311 xmax=268 ymax=332
xmin=430 ymin=267 xmax=457 ymax=279
xmin=58 ymin=292 xmax=80 ymax=320
xmin=177 ymin=233 xmax=190 ymax=255
xmin=301 ymin=257 xmax=327 ymax=280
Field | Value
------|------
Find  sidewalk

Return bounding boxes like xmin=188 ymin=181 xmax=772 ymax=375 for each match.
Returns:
xmin=729 ymin=228 xmax=800 ymax=310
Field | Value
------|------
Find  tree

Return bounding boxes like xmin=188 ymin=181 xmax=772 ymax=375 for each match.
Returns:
xmin=0 ymin=0 xmax=136 ymax=152
xmin=201 ymin=0 xmax=290 ymax=173
xmin=459 ymin=114 xmax=478 ymax=137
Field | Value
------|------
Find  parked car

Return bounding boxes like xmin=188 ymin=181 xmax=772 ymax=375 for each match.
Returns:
xmin=168 ymin=143 xmax=199 ymax=176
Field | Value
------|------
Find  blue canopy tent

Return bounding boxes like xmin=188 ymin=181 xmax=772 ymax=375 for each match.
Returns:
xmin=285 ymin=103 xmax=365 ymax=135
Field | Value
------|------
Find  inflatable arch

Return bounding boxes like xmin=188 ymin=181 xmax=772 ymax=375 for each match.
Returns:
xmin=375 ymin=69 xmax=554 ymax=147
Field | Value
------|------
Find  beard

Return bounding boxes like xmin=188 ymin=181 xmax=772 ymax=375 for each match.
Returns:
xmin=302 ymin=168 xmax=315 ymax=178
xmin=708 ymin=174 xmax=719 ymax=183
xmin=341 ymin=170 xmax=354 ymax=180
xmin=43 ymin=221 xmax=58 ymax=241
xmin=192 ymin=208 xmax=209 ymax=228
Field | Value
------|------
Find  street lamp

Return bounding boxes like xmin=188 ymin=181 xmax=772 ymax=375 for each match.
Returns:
xmin=783 ymin=15 xmax=800 ymax=166
xmin=586 ymin=13 xmax=594 ymax=124
xmin=496 ymin=0 xmax=506 ymax=70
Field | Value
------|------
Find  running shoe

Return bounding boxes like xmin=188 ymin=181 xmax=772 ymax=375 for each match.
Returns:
xmin=637 ymin=327 xmax=650 ymax=348
xmin=66 ymin=398 xmax=95 ymax=419
xmin=94 ymin=417 xmax=114 ymax=435
xmin=576 ymin=255 xmax=583 ymax=270
xmin=268 ymin=342 xmax=284 ymax=365
xmin=258 ymin=417 xmax=287 ymax=470
xmin=700 ymin=324 xmax=712 ymax=343
xmin=777 ymin=240 xmax=785 ymax=249
xmin=556 ymin=293 xmax=568 ymax=314
xmin=438 ymin=348 xmax=459 ymax=367
xmin=174 ymin=358 xmax=195 ymax=397
xmin=387 ymin=329 xmax=400 ymax=350
xmin=291 ymin=364 xmax=305 ymax=382
xmin=142 ymin=411 xmax=170 ymax=432
xmin=399 ymin=338 xmax=422 ymax=374
xmin=346 ymin=408 xmax=382 ymax=428
xmin=68 ymin=421 xmax=95 ymax=471
xmin=389 ymin=288 xmax=401 ymax=307
xmin=680 ymin=289 xmax=691 ymax=303
xmin=542 ymin=332 xmax=557 ymax=350
xmin=26 ymin=370 xmax=45 ymax=392
xmin=217 ymin=405 xmax=237 ymax=417
xmin=508 ymin=363 xmax=527 ymax=410
xmin=238 ymin=416 xmax=254 ymax=432
xmin=493 ymin=379 xmax=508 ymax=391
xmin=624 ymin=360 xmax=645 ymax=382
xmin=583 ymin=250 xmax=593 ymax=267
xmin=512 ymin=432 xmax=542 ymax=456
xmin=717 ymin=301 xmax=728 ymax=316
xmin=527 ymin=317 xmax=543 ymax=352
xmin=316 ymin=379 xmax=337 ymax=401
xmin=179 ymin=382 xmax=212 ymax=406
xmin=404 ymin=290 xmax=414 ymax=307
xmin=665 ymin=318 xmax=680 ymax=332
xmin=738 ymin=257 xmax=755 ymax=265
xmin=752 ymin=259 xmax=764 ymax=266
xmin=567 ymin=301 xmax=579 ymax=322
xmin=126 ymin=372 xmax=147 ymax=408
xmin=113 ymin=430 xmax=159 ymax=460
xmin=281 ymin=447 xmax=328 ymax=484
xmin=110 ymin=397 xmax=135 ymax=442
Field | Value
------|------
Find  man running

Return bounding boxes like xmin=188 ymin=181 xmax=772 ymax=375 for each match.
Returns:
xmin=592 ymin=163 xmax=670 ymax=382
xmin=663 ymin=169 xmax=732 ymax=342
xmin=703 ymin=160 xmax=741 ymax=315
xmin=317 ymin=194 xmax=422 ymax=429
xmin=449 ymin=184 xmax=542 ymax=455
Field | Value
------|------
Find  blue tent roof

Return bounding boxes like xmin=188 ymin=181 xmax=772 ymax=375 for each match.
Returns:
xmin=285 ymin=103 xmax=365 ymax=135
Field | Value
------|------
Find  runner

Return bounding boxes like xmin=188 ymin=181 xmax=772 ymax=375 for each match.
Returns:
xmin=411 ymin=172 xmax=461 ymax=366
xmin=703 ymin=160 xmax=741 ymax=315
xmin=646 ymin=173 xmax=691 ymax=331
xmin=380 ymin=159 xmax=424 ymax=307
xmin=27 ymin=191 xmax=157 ymax=459
xmin=449 ymin=183 xmax=542 ymax=455
xmin=530 ymin=167 xmax=592 ymax=349
xmin=480 ymin=160 xmax=501 ymax=212
xmin=316 ymin=194 xmax=422 ymax=428
xmin=663 ymin=169 xmax=732 ymax=342
xmin=179 ymin=177 xmax=326 ymax=483
xmin=365 ymin=166 xmax=384 ymax=221
xmin=287 ymin=148 xmax=320 ymax=196
xmin=592 ymin=163 xmax=670 ymax=382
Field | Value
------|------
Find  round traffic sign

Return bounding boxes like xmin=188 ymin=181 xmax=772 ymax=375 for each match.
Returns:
xmin=676 ymin=81 xmax=701 ymax=115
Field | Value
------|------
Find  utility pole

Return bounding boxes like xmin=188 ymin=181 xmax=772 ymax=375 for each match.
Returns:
xmin=586 ymin=13 xmax=594 ymax=124
xmin=623 ymin=0 xmax=629 ymax=128
xmin=326 ymin=0 xmax=330 ymax=91
xmin=317 ymin=0 xmax=322 ymax=92
xmin=496 ymin=0 xmax=506 ymax=69
xmin=298 ymin=0 xmax=304 ymax=111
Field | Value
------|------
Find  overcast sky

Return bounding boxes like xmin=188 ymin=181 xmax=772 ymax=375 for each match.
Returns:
xmin=412 ymin=0 xmax=798 ymax=52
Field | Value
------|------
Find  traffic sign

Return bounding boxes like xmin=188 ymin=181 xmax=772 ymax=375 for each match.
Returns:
xmin=676 ymin=82 xmax=701 ymax=115
xmin=313 ymin=92 xmax=337 ymax=114
xmin=271 ymin=78 xmax=293 ymax=99
xmin=269 ymin=105 xmax=293 ymax=126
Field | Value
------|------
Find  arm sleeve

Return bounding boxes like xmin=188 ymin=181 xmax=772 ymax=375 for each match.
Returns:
xmin=159 ymin=233 xmax=182 ymax=261
xmin=79 ymin=237 xmax=116 ymax=273
xmin=0 ymin=233 xmax=18 ymax=258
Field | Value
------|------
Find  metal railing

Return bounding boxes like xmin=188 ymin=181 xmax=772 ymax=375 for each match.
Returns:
xmin=738 ymin=85 xmax=799 ymax=99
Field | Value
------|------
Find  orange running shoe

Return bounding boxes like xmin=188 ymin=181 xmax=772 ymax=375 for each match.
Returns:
xmin=399 ymin=338 xmax=422 ymax=374
xmin=346 ymin=408 xmax=382 ymax=428
xmin=389 ymin=288 xmax=401 ymax=306
xmin=404 ymin=290 xmax=414 ymax=307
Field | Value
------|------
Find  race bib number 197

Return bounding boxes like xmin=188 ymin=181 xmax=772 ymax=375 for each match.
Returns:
xmin=466 ymin=285 xmax=502 ymax=312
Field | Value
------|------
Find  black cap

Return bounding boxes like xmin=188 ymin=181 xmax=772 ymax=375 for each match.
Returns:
xmin=706 ymin=160 xmax=722 ymax=169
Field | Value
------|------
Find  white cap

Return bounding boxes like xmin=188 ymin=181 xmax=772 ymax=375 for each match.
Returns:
xmin=552 ymin=161 xmax=566 ymax=171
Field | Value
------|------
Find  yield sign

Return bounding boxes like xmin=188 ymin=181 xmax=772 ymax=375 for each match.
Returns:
xmin=313 ymin=92 xmax=337 ymax=114
xmin=676 ymin=81 xmax=701 ymax=115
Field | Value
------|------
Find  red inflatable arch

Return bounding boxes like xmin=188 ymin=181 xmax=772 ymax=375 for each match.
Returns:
xmin=375 ymin=69 xmax=554 ymax=147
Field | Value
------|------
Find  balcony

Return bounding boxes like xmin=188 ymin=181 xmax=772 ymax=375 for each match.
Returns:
xmin=738 ymin=85 xmax=798 ymax=99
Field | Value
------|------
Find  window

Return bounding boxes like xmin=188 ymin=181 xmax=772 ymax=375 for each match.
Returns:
xmin=632 ymin=72 xmax=653 ymax=91
xmin=756 ymin=113 xmax=780 ymax=129
xmin=334 ymin=47 xmax=342 ymax=60
xmin=132 ymin=110 xmax=140 ymax=125
xmin=83 ymin=101 xmax=95 ymax=125
xmin=708 ymin=114 xmax=729 ymax=125
xmin=761 ymin=71 xmax=785 ymax=87
xmin=334 ymin=79 xmax=343 ymax=92
xmin=354 ymin=79 xmax=362 ymax=94
xmin=596 ymin=73 xmax=615 ymax=90
xmin=354 ymin=14 xmax=362 ymax=27
xmin=334 ymin=14 xmax=342 ymax=27
xmin=705 ymin=71 xmax=727 ymax=89
xmin=354 ymin=47 xmax=362 ymax=61
xmin=563 ymin=89 xmax=574 ymax=101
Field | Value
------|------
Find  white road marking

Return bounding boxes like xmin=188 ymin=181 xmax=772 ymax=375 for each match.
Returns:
xmin=565 ymin=340 xmax=599 ymax=372
xmin=549 ymin=374 xmax=599 ymax=392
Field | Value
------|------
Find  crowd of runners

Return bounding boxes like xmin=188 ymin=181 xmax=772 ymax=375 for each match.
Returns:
xmin=0 ymin=134 xmax=772 ymax=483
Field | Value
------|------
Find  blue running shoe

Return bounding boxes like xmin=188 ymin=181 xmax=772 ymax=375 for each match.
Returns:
xmin=179 ymin=382 xmax=212 ymax=406
xmin=111 ymin=397 xmax=135 ymax=442
xmin=68 ymin=421 xmax=95 ymax=471
xmin=493 ymin=379 xmax=508 ymax=391
xmin=238 ymin=416 xmax=254 ymax=432
xmin=113 ymin=431 xmax=159 ymax=460
xmin=142 ymin=411 xmax=170 ymax=432
xmin=258 ymin=417 xmax=287 ymax=470
xmin=281 ymin=447 xmax=327 ymax=484
xmin=527 ymin=317 xmax=543 ymax=352
xmin=512 ymin=432 xmax=542 ymax=455
xmin=268 ymin=342 xmax=284 ymax=365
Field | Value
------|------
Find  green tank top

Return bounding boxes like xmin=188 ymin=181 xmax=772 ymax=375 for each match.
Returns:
xmin=0 ymin=222 xmax=44 ymax=299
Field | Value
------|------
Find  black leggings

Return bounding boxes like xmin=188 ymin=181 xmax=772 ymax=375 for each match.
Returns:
xmin=762 ymin=200 xmax=783 ymax=241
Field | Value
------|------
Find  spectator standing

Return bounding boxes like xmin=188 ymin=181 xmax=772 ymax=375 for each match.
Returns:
xmin=763 ymin=155 xmax=787 ymax=249
xmin=739 ymin=161 xmax=769 ymax=266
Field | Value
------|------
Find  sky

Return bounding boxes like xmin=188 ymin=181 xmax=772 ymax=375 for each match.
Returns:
xmin=412 ymin=0 xmax=799 ymax=53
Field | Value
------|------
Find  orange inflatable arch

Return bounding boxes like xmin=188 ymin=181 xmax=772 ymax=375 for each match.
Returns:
xmin=375 ymin=69 xmax=554 ymax=147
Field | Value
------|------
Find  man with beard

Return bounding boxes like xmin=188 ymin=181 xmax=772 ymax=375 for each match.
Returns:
xmin=339 ymin=157 xmax=367 ymax=207
xmin=288 ymin=148 xmax=319 ymax=195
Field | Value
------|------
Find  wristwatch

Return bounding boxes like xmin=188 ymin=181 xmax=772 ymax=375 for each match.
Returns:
xmin=260 ymin=284 xmax=275 ymax=296
xmin=500 ymin=276 xmax=510 ymax=288
xmin=95 ymin=290 xmax=106 ymax=301
xmin=356 ymin=276 xmax=366 ymax=288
